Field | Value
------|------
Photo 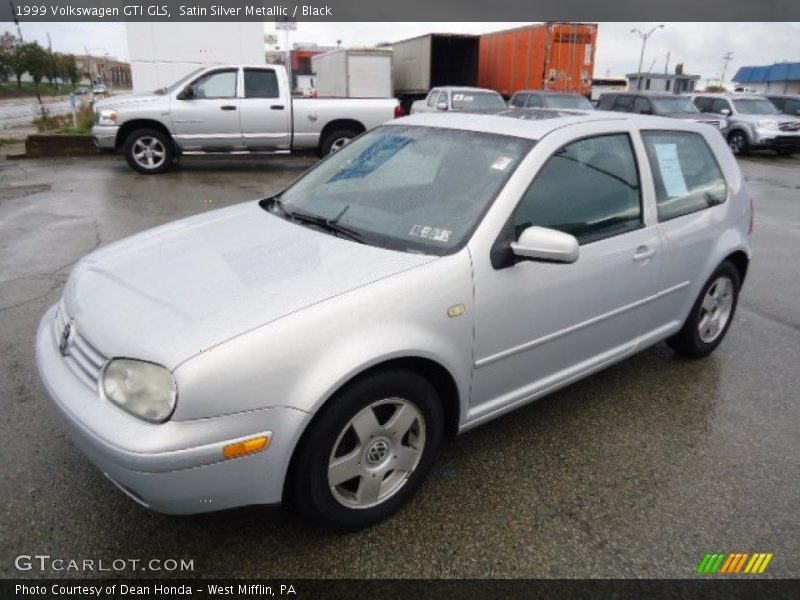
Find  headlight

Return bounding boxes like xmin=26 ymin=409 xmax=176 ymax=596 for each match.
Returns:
xmin=97 ymin=109 xmax=118 ymax=126
xmin=102 ymin=359 xmax=177 ymax=423
xmin=757 ymin=120 xmax=778 ymax=130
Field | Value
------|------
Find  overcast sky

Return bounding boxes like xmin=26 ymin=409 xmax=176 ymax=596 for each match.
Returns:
xmin=4 ymin=22 xmax=799 ymax=85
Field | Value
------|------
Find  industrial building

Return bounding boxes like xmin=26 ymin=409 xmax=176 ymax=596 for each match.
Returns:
xmin=732 ymin=62 xmax=800 ymax=94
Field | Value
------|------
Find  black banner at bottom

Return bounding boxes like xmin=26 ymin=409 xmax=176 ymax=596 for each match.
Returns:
xmin=2 ymin=579 xmax=799 ymax=600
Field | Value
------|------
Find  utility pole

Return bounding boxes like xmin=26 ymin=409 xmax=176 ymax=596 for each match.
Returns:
xmin=631 ymin=24 xmax=665 ymax=90
xmin=664 ymin=51 xmax=671 ymax=75
xmin=721 ymin=52 xmax=733 ymax=88
xmin=10 ymin=1 xmax=24 ymax=41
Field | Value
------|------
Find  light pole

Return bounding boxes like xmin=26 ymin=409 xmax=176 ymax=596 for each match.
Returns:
xmin=631 ymin=24 xmax=664 ymax=90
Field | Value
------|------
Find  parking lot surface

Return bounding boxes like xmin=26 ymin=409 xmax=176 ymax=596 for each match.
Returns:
xmin=1 ymin=152 xmax=798 ymax=578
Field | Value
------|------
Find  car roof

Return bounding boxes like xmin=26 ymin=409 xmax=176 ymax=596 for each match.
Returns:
xmin=435 ymin=86 xmax=500 ymax=94
xmin=393 ymin=109 xmax=700 ymax=140
xmin=690 ymin=92 xmax=766 ymax=100
xmin=513 ymin=90 xmax=586 ymax=96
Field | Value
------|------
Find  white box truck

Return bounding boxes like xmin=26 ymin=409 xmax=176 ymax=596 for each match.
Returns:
xmin=311 ymin=48 xmax=393 ymax=98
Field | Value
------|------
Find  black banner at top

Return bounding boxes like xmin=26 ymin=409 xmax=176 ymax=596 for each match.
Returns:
xmin=1 ymin=0 xmax=799 ymax=22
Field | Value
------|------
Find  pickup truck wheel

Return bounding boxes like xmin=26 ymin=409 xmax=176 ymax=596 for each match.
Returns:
xmin=288 ymin=370 xmax=443 ymax=530
xmin=727 ymin=131 xmax=749 ymax=156
xmin=319 ymin=128 xmax=358 ymax=157
xmin=666 ymin=261 xmax=740 ymax=359
xmin=123 ymin=128 xmax=174 ymax=174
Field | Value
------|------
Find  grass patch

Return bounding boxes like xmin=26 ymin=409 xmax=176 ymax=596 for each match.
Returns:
xmin=0 ymin=137 xmax=22 ymax=146
xmin=0 ymin=82 xmax=75 ymax=98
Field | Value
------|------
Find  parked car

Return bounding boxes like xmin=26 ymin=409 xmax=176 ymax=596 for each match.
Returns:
xmin=690 ymin=93 xmax=800 ymax=156
xmin=38 ymin=110 xmax=751 ymax=530
xmin=410 ymin=87 xmax=507 ymax=114
xmin=92 ymin=65 xmax=402 ymax=174
xmin=597 ymin=92 xmax=726 ymax=130
xmin=509 ymin=90 xmax=594 ymax=111
xmin=92 ymin=84 xmax=109 ymax=97
xmin=765 ymin=94 xmax=800 ymax=117
xmin=74 ymin=86 xmax=91 ymax=96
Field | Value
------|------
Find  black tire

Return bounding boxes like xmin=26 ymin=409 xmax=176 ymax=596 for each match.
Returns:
xmin=123 ymin=128 xmax=175 ymax=174
xmin=318 ymin=127 xmax=359 ymax=157
xmin=287 ymin=370 xmax=443 ymax=531
xmin=776 ymin=148 xmax=794 ymax=157
xmin=667 ymin=261 xmax=741 ymax=359
xmin=727 ymin=130 xmax=750 ymax=156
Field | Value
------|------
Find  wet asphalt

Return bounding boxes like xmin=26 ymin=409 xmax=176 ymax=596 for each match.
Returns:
xmin=0 ymin=150 xmax=798 ymax=579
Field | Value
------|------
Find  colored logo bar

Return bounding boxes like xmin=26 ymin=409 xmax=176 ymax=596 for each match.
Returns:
xmin=696 ymin=552 xmax=773 ymax=574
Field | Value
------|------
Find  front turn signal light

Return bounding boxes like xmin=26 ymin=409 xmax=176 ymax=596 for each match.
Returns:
xmin=223 ymin=435 xmax=270 ymax=460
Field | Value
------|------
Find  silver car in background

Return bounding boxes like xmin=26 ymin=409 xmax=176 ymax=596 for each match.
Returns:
xmin=37 ymin=110 xmax=752 ymax=530
xmin=410 ymin=86 xmax=507 ymax=113
xmin=691 ymin=93 xmax=800 ymax=156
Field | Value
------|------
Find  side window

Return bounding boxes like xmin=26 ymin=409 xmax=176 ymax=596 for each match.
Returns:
xmin=527 ymin=94 xmax=543 ymax=108
xmin=513 ymin=134 xmax=642 ymax=244
xmin=426 ymin=90 xmax=439 ymax=107
xmin=711 ymin=99 xmax=731 ymax=113
xmin=244 ymin=69 xmax=279 ymax=98
xmin=510 ymin=93 xmax=528 ymax=107
xmin=437 ymin=90 xmax=448 ymax=107
xmin=614 ymin=95 xmax=634 ymax=111
xmin=642 ymin=131 xmax=727 ymax=222
xmin=693 ymin=97 xmax=712 ymax=112
xmin=191 ymin=70 xmax=237 ymax=99
xmin=596 ymin=94 xmax=615 ymax=110
xmin=633 ymin=97 xmax=652 ymax=114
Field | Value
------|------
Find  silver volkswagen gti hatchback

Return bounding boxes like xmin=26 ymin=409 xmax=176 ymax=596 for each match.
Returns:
xmin=37 ymin=109 xmax=752 ymax=530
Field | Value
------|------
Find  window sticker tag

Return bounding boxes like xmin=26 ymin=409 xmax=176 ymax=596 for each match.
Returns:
xmin=654 ymin=143 xmax=688 ymax=197
xmin=452 ymin=94 xmax=464 ymax=101
xmin=409 ymin=225 xmax=452 ymax=243
xmin=491 ymin=156 xmax=513 ymax=171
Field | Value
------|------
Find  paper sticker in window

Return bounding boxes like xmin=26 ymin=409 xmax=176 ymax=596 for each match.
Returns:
xmin=491 ymin=156 xmax=513 ymax=171
xmin=653 ymin=143 xmax=688 ymax=197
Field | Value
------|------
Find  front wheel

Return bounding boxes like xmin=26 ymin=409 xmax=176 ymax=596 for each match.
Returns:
xmin=123 ymin=128 xmax=175 ymax=174
xmin=667 ymin=261 xmax=740 ymax=358
xmin=318 ymin=128 xmax=359 ymax=157
xmin=287 ymin=370 xmax=443 ymax=530
xmin=727 ymin=130 xmax=750 ymax=156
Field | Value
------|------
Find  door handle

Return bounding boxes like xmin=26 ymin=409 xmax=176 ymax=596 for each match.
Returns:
xmin=220 ymin=105 xmax=237 ymax=111
xmin=632 ymin=246 xmax=656 ymax=262
xmin=270 ymin=105 xmax=285 ymax=110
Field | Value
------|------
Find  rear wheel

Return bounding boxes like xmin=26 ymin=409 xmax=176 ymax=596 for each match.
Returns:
xmin=667 ymin=261 xmax=740 ymax=358
xmin=727 ymin=130 xmax=750 ymax=156
xmin=123 ymin=128 xmax=174 ymax=174
xmin=288 ymin=370 xmax=443 ymax=530
xmin=319 ymin=127 xmax=359 ymax=157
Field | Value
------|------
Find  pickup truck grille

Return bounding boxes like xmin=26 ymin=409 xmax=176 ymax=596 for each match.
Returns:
xmin=52 ymin=301 xmax=107 ymax=390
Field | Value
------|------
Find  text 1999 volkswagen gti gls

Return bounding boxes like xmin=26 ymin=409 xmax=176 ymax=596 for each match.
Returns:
xmin=37 ymin=109 xmax=752 ymax=530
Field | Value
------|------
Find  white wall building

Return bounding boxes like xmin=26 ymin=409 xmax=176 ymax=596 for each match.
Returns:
xmin=732 ymin=63 xmax=800 ymax=95
xmin=126 ymin=23 xmax=265 ymax=92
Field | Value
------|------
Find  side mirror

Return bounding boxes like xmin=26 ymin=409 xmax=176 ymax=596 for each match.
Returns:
xmin=720 ymin=108 xmax=731 ymax=116
xmin=177 ymin=85 xmax=194 ymax=100
xmin=511 ymin=226 xmax=579 ymax=264
xmin=436 ymin=101 xmax=448 ymax=111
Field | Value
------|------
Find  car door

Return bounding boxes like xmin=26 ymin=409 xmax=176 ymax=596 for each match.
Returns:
xmin=468 ymin=124 xmax=662 ymax=423
xmin=170 ymin=68 xmax=242 ymax=150
xmin=240 ymin=67 xmax=291 ymax=150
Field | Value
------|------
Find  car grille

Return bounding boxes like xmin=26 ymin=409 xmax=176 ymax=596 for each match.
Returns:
xmin=779 ymin=121 xmax=800 ymax=132
xmin=52 ymin=301 xmax=107 ymax=389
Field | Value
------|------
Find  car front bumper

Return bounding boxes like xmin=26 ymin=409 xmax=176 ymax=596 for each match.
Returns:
xmin=753 ymin=129 xmax=800 ymax=149
xmin=91 ymin=125 xmax=118 ymax=150
xmin=35 ymin=304 xmax=310 ymax=514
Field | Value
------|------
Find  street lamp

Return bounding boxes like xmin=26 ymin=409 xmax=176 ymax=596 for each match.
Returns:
xmin=631 ymin=24 xmax=664 ymax=90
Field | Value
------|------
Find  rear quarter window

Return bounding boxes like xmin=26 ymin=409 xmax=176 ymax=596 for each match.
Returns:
xmin=641 ymin=131 xmax=727 ymax=222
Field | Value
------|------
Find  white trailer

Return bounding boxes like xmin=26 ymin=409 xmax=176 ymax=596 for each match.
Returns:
xmin=311 ymin=48 xmax=393 ymax=98
xmin=125 ymin=23 xmax=264 ymax=93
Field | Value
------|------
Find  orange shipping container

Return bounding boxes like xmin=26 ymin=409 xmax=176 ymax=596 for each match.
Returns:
xmin=479 ymin=23 xmax=597 ymax=98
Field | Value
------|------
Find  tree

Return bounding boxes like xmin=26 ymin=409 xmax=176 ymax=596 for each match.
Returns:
xmin=22 ymin=42 xmax=50 ymax=115
xmin=0 ymin=33 xmax=17 ymax=82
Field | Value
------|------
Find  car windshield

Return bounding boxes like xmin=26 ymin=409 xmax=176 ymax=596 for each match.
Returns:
xmin=451 ymin=91 xmax=507 ymax=110
xmin=785 ymin=99 xmax=800 ymax=115
xmin=543 ymin=94 xmax=593 ymax=110
xmin=733 ymin=98 xmax=780 ymax=115
xmin=651 ymin=97 xmax=698 ymax=113
xmin=154 ymin=67 xmax=206 ymax=95
xmin=270 ymin=125 xmax=534 ymax=255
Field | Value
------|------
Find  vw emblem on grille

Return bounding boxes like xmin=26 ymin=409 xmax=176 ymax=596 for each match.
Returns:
xmin=59 ymin=319 xmax=74 ymax=357
xmin=366 ymin=439 xmax=389 ymax=465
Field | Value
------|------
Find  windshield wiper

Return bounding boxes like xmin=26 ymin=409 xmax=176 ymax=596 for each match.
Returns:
xmin=265 ymin=197 xmax=364 ymax=243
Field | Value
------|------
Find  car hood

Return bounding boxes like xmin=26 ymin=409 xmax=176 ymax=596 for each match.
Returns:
xmin=62 ymin=202 xmax=436 ymax=369
xmin=659 ymin=112 xmax=715 ymax=121
xmin=94 ymin=92 xmax=165 ymax=110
